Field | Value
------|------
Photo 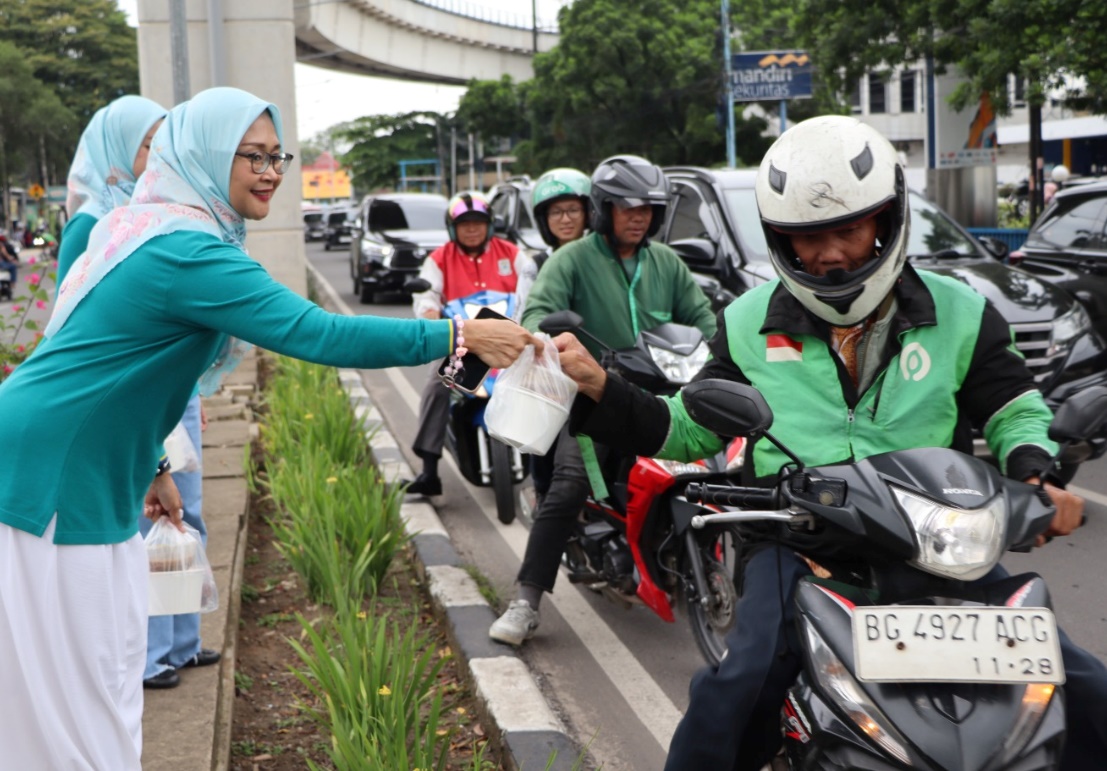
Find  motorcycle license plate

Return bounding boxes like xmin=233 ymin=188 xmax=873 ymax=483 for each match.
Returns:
xmin=852 ymin=606 xmax=1064 ymax=684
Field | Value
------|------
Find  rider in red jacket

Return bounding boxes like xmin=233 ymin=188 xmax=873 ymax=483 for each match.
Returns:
xmin=405 ymin=191 xmax=527 ymax=496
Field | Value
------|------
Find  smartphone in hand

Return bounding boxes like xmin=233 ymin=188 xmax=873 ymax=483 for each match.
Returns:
xmin=437 ymin=306 xmax=512 ymax=394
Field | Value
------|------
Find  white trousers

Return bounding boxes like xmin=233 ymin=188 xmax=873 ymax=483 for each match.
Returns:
xmin=0 ymin=518 xmax=147 ymax=770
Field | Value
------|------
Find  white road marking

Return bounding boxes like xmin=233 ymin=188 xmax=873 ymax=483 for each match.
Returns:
xmin=1069 ymin=484 xmax=1107 ymax=510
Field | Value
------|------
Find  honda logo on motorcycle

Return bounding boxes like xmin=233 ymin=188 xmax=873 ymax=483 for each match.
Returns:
xmin=900 ymin=342 xmax=931 ymax=381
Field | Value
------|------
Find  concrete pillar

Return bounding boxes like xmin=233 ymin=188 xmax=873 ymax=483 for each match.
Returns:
xmin=136 ymin=0 xmax=307 ymax=294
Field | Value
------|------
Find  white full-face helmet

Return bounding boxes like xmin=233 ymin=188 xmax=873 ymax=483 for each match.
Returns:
xmin=755 ymin=115 xmax=909 ymax=326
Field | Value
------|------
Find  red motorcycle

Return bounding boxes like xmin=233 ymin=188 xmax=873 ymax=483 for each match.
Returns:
xmin=538 ymin=311 xmax=746 ymax=665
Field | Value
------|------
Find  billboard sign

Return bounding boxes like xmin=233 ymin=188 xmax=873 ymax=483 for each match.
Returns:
xmin=731 ymin=51 xmax=813 ymax=102
xmin=932 ymin=69 xmax=997 ymax=169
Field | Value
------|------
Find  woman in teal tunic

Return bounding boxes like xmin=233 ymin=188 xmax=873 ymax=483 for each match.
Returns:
xmin=0 ymin=87 xmax=533 ymax=770
xmin=57 ymin=94 xmax=167 ymax=283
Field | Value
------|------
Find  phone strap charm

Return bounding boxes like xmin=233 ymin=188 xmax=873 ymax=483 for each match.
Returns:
xmin=442 ymin=316 xmax=467 ymax=388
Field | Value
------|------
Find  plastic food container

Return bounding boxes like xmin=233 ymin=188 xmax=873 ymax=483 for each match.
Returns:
xmin=487 ymin=385 xmax=569 ymax=455
xmin=148 ymin=569 xmax=205 ymax=615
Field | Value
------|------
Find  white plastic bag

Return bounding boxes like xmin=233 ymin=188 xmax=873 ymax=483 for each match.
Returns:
xmin=145 ymin=517 xmax=219 ymax=615
xmin=485 ymin=333 xmax=577 ymax=455
xmin=163 ymin=421 xmax=201 ymax=473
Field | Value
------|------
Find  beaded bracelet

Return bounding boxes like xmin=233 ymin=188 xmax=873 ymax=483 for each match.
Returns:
xmin=442 ymin=316 xmax=468 ymax=387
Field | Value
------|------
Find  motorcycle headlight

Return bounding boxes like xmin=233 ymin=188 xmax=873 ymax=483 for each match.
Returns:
xmin=891 ymin=486 xmax=1006 ymax=581
xmin=1047 ymin=303 xmax=1090 ymax=357
xmin=804 ymin=621 xmax=912 ymax=764
xmin=647 ymin=340 xmax=709 ymax=384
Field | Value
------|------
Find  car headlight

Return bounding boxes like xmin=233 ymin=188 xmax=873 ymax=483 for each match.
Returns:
xmin=1048 ymin=303 xmax=1090 ymax=357
xmin=360 ymin=241 xmax=395 ymax=263
xmin=891 ymin=486 xmax=1006 ymax=581
xmin=804 ymin=621 xmax=912 ymax=764
xmin=647 ymin=340 xmax=709 ymax=384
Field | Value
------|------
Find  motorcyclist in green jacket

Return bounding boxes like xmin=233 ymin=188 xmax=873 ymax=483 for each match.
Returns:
xmin=519 ymin=168 xmax=593 ymax=512
xmin=489 ymin=154 xmax=716 ymax=646
xmin=551 ymin=116 xmax=1105 ymax=769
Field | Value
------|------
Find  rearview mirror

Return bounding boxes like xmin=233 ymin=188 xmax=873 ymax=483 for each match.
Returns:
xmin=681 ymin=379 xmax=773 ymax=439
xmin=670 ymin=238 xmax=719 ymax=274
xmin=404 ymin=278 xmax=431 ymax=294
xmin=1049 ymin=385 xmax=1107 ymax=444
xmin=538 ymin=310 xmax=584 ymax=336
xmin=977 ymin=236 xmax=1009 ymax=260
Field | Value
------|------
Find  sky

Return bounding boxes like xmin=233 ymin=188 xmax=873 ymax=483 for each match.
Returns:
xmin=116 ymin=0 xmax=567 ymax=140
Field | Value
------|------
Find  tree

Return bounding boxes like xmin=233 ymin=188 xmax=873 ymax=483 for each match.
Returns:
xmin=506 ymin=0 xmax=773 ymax=172
xmin=455 ymin=74 xmax=528 ymax=145
xmin=0 ymin=0 xmax=139 ymax=123
xmin=0 ymin=40 xmax=77 ymax=224
xmin=788 ymin=0 xmax=1107 ymax=217
xmin=336 ymin=112 xmax=447 ymax=193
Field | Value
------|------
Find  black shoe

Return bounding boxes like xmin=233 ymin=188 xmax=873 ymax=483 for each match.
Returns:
xmin=403 ymin=472 xmax=442 ymax=497
xmin=179 ymin=648 xmax=222 ymax=669
xmin=143 ymin=669 xmax=180 ymax=689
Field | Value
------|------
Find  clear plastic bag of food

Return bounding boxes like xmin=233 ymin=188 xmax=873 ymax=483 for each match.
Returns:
xmin=485 ymin=333 xmax=577 ymax=455
xmin=145 ymin=517 xmax=218 ymax=615
xmin=163 ymin=421 xmax=201 ymax=473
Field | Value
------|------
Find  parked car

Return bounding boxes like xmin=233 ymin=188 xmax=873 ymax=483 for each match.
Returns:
xmin=348 ymin=193 xmax=449 ymax=303
xmin=323 ymin=206 xmax=357 ymax=251
xmin=660 ymin=167 xmax=1107 ymax=430
xmin=1012 ymin=180 xmax=1107 ymax=343
xmin=302 ymin=206 xmax=326 ymax=242
xmin=488 ymin=176 xmax=546 ymax=254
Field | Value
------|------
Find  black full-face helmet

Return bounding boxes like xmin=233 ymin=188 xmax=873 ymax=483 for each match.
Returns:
xmin=590 ymin=155 xmax=670 ymax=241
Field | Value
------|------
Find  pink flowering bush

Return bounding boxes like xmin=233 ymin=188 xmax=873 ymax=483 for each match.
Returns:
xmin=1 ymin=260 xmax=56 ymax=383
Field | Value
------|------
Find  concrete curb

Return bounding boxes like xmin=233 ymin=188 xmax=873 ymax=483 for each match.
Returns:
xmin=314 ymin=266 xmax=581 ymax=770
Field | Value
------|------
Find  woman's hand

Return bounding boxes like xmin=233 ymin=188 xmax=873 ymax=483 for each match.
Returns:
xmin=145 ymin=473 xmax=185 ymax=531
xmin=554 ymin=333 xmax=607 ymax=401
xmin=464 ymin=318 xmax=541 ymax=369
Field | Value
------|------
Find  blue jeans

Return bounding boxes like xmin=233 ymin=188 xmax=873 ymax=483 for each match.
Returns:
xmin=139 ymin=395 xmax=206 ymax=678
xmin=664 ymin=545 xmax=1107 ymax=770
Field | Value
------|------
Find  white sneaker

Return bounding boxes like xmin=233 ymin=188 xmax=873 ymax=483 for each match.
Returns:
xmin=489 ymin=600 xmax=540 ymax=646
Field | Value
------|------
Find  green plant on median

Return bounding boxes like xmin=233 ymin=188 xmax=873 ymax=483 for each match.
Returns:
xmin=265 ymin=448 xmax=409 ymax=604
xmin=251 ymin=353 xmax=571 ymax=769
xmin=288 ymin=595 xmax=486 ymax=771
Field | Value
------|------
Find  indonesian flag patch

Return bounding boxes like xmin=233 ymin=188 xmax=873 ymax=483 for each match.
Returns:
xmin=766 ymin=334 xmax=803 ymax=362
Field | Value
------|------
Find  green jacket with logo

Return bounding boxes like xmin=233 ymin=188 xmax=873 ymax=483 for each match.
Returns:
xmin=520 ymin=231 xmax=716 ymax=354
xmin=571 ymin=264 xmax=1055 ymax=483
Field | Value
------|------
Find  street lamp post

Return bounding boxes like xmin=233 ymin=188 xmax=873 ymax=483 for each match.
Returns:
xmin=721 ymin=0 xmax=736 ymax=168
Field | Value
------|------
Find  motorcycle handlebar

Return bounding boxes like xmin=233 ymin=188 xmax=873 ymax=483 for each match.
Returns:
xmin=684 ymin=482 xmax=778 ymax=509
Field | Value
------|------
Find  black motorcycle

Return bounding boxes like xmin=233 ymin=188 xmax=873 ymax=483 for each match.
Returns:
xmin=680 ymin=378 xmax=1107 ymax=769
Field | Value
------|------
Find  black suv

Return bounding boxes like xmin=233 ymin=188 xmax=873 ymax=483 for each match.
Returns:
xmin=348 ymin=193 xmax=449 ymax=304
xmin=488 ymin=176 xmax=547 ymax=255
xmin=660 ymin=167 xmax=1107 ymax=413
xmin=1013 ymin=180 xmax=1107 ymax=343
xmin=323 ymin=206 xmax=357 ymax=251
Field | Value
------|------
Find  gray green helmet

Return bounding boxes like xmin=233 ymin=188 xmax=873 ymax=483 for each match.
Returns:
xmin=532 ymin=168 xmax=591 ymax=247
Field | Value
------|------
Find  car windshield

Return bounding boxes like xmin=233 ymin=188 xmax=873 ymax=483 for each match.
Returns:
xmin=327 ymin=210 xmax=348 ymax=225
xmin=368 ymin=198 xmax=446 ymax=231
xmin=721 ymin=188 xmax=979 ymax=261
xmin=1024 ymin=194 xmax=1107 ymax=251
xmin=303 ymin=212 xmax=323 ymax=224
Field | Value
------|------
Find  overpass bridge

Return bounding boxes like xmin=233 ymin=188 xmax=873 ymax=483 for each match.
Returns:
xmin=294 ymin=0 xmax=560 ymax=84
